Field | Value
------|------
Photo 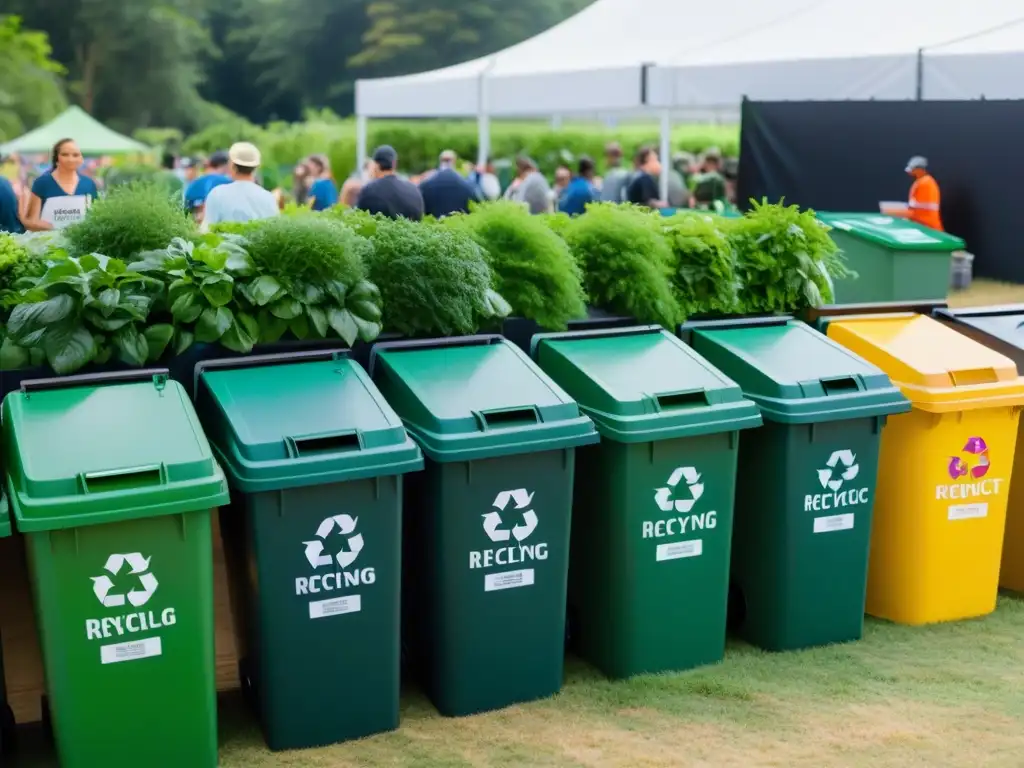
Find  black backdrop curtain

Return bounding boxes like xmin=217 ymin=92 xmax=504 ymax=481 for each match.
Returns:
xmin=737 ymin=99 xmax=1024 ymax=282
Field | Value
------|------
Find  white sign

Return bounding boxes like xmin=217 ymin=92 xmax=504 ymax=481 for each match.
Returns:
xmin=646 ymin=466 xmax=711 ymax=561
xmin=806 ymin=450 xmax=867 ymax=531
xmin=41 ymin=195 xmax=88 ymax=229
xmin=86 ymin=552 xmax=176 ymax=664
xmin=309 ymin=595 xmax=362 ymax=620
xmin=656 ymin=540 xmax=703 ymax=562
xmin=295 ymin=515 xmax=374 ymax=617
xmin=470 ymin=488 xmax=545 ymax=591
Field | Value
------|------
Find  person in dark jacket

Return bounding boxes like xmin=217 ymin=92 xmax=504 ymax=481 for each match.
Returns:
xmin=355 ymin=145 xmax=424 ymax=221
xmin=418 ymin=150 xmax=480 ymax=218
xmin=558 ymin=156 xmax=599 ymax=216
xmin=0 ymin=175 xmax=24 ymax=233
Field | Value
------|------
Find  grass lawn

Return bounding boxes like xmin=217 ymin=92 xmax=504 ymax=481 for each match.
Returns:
xmin=15 ymin=279 xmax=1024 ymax=768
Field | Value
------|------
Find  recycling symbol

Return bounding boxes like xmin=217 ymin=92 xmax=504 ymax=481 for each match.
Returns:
xmin=655 ymin=467 xmax=704 ymax=513
xmin=91 ymin=553 xmax=159 ymax=608
xmin=304 ymin=515 xmax=364 ymax=570
xmin=817 ymin=450 xmax=859 ymax=491
xmin=482 ymin=489 xmax=538 ymax=543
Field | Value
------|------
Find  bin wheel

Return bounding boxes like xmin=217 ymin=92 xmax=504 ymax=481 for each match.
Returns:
xmin=0 ymin=703 xmax=15 ymax=755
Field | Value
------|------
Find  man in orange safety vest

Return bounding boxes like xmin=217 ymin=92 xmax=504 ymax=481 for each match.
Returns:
xmin=905 ymin=155 xmax=944 ymax=231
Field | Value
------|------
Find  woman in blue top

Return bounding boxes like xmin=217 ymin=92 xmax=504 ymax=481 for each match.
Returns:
xmin=307 ymin=155 xmax=339 ymax=211
xmin=23 ymin=138 xmax=99 ymax=231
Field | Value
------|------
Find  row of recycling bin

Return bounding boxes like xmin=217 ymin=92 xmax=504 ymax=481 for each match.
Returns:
xmin=4 ymin=304 xmax=1024 ymax=767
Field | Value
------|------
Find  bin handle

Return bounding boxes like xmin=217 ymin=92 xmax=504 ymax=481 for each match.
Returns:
xmin=474 ymin=407 xmax=539 ymax=430
xmin=80 ymin=464 xmax=164 ymax=493
xmin=286 ymin=431 xmax=362 ymax=457
xmin=820 ymin=377 xmax=861 ymax=395
xmin=367 ymin=335 xmax=504 ymax=376
xmin=21 ymin=369 xmax=169 ymax=395
xmin=653 ymin=390 xmax=709 ymax=410
xmin=193 ymin=349 xmax=348 ymax=394
xmin=950 ymin=368 xmax=1000 ymax=387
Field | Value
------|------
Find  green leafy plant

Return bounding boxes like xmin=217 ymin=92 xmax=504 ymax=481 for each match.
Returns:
xmin=367 ymin=217 xmax=511 ymax=337
xmin=538 ymin=211 xmax=573 ymax=241
xmin=128 ymin=236 xmax=255 ymax=355
xmin=2 ymin=254 xmax=165 ymax=374
xmin=65 ymin=181 xmax=197 ymax=262
xmin=444 ymin=202 xmax=586 ymax=329
xmin=564 ymin=203 xmax=682 ymax=328
xmin=728 ymin=199 xmax=853 ymax=313
xmin=238 ymin=216 xmax=382 ymax=347
xmin=661 ymin=212 xmax=739 ymax=317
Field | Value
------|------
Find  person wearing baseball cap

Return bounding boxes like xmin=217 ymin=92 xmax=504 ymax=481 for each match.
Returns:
xmin=355 ymin=145 xmax=424 ymax=221
xmin=904 ymin=155 xmax=944 ymax=231
xmin=200 ymin=142 xmax=279 ymax=230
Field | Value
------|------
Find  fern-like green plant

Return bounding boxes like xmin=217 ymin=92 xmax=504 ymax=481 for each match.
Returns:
xmin=367 ymin=217 xmax=511 ymax=337
xmin=661 ymin=212 xmax=739 ymax=318
xmin=443 ymin=202 xmax=586 ymax=330
xmin=564 ymin=203 xmax=682 ymax=328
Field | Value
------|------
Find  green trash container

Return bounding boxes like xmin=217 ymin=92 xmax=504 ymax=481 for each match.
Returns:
xmin=0 ymin=492 xmax=12 ymax=757
xmin=680 ymin=318 xmax=910 ymax=651
xmin=531 ymin=326 xmax=762 ymax=678
xmin=817 ymin=212 xmax=964 ymax=304
xmin=369 ymin=336 xmax=598 ymax=716
xmin=192 ymin=351 xmax=423 ymax=750
xmin=2 ymin=370 xmax=229 ymax=768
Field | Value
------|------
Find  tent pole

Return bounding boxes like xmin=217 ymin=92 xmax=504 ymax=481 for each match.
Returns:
xmin=916 ymin=48 xmax=924 ymax=100
xmin=659 ymin=109 xmax=671 ymax=204
xmin=356 ymin=115 xmax=368 ymax=177
xmin=477 ymin=67 xmax=492 ymax=168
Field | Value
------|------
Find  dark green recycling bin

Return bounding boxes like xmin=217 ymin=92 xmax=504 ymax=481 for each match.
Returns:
xmin=193 ymin=351 xmax=423 ymax=749
xmin=816 ymin=212 xmax=964 ymax=304
xmin=369 ymin=336 xmax=598 ymax=716
xmin=531 ymin=326 xmax=761 ymax=678
xmin=681 ymin=318 xmax=910 ymax=651
xmin=0 ymin=492 xmax=12 ymax=757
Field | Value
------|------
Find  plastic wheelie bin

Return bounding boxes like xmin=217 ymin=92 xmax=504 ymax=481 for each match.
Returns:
xmin=934 ymin=305 xmax=1024 ymax=593
xmin=0 ymin=492 xmax=12 ymax=757
xmin=822 ymin=312 xmax=1024 ymax=624
xmin=193 ymin=351 xmax=423 ymax=750
xmin=816 ymin=212 xmax=964 ymax=304
xmin=2 ymin=370 xmax=229 ymax=768
xmin=531 ymin=326 xmax=761 ymax=678
xmin=681 ymin=318 xmax=910 ymax=650
xmin=369 ymin=336 xmax=598 ymax=716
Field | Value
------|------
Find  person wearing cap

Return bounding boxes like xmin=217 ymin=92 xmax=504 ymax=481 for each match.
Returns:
xmin=601 ymin=141 xmax=630 ymax=203
xmin=200 ymin=142 xmax=279 ymax=230
xmin=419 ymin=149 xmax=480 ymax=218
xmin=905 ymin=155 xmax=944 ymax=231
xmin=184 ymin=150 xmax=231 ymax=221
xmin=355 ymin=146 xmax=424 ymax=221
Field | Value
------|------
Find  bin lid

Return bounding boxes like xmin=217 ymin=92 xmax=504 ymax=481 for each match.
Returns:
xmin=3 ymin=373 xmax=229 ymax=532
xmin=195 ymin=355 xmax=423 ymax=492
xmin=686 ymin=318 xmax=910 ymax=424
xmin=934 ymin=305 xmax=1024 ymax=350
xmin=817 ymin=212 xmax=965 ymax=251
xmin=532 ymin=326 xmax=761 ymax=443
xmin=824 ymin=313 xmax=1024 ymax=413
xmin=370 ymin=336 xmax=599 ymax=462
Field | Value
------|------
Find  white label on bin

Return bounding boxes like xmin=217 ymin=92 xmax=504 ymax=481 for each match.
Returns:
xmin=100 ymin=636 xmax=162 ymax=665
xmin=948 ymin=503 xmax=988 ymax=521
xmin=814 ymin=513 xmax=855 ymax=533
xmin=656 ymin=539 xmax=703 ymax=561
xmin=309 ymin=594 xmax=362 ymax=620
xmin=484 ymin=568 xmax=535 ymax=592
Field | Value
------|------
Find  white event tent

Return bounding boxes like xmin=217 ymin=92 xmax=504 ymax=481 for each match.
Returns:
xmin=354 ymin=0 xmax=1024 ymax=197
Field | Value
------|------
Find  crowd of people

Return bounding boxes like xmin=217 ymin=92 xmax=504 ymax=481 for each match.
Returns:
xmin=0 ymin=134 xmax=740 ymax=234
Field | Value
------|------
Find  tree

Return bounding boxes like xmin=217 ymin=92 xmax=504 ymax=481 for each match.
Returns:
xmin=0 ymin=15 xmax=66 ymax=141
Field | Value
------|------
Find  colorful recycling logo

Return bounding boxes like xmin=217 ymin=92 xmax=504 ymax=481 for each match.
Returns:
xmin=304 ymin=515 xmax=364 ymax=569
xmin=948 ymin=436 xmax=990 ymax=480
xmin=655 ymin=467 xmax=704 ymax=514
xmin=482 ymin=489 xmax=538 ymax=543
xmin=817 ymin=450 xmax=859 ymax=491
xmin=91 ymin=553 xmax=158 ymax=608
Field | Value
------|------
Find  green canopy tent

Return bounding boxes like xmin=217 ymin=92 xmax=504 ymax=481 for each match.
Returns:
xmin=0 ymin=106 xmax=150 ymax=155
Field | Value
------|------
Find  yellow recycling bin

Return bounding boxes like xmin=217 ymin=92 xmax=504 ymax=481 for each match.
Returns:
xmin=824 ymin=313 xmax=1024 ymax=624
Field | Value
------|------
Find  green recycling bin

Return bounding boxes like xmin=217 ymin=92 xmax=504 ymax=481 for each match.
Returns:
xmin=681 ymin=318 xmax=910 ymax=651
xmin=0 ymin=492 xmax=12 ymax=757
xmin=2 ymin=370 xmax=229 ymax=768
xmin=817 ymin=212 xmax=965 ymax=304
xmin=193 ymin=351 xmax=423 ymax=750
xmin=531 ymin=326 xmax=761 ymax=678
xmin=370 ymin=336 xmax=598 ymax=716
